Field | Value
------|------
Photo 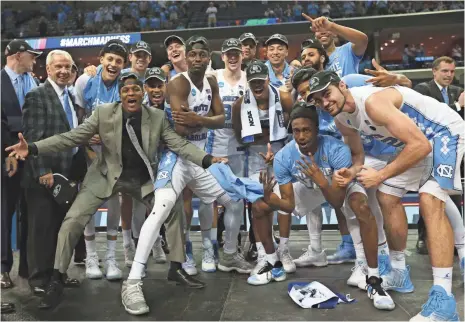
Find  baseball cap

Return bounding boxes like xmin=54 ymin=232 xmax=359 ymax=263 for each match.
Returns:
xmin=118 ymin=71 xmax=143 ymax=91
xmin=5 ymin=39 xmax=42 ymax=57
xmin=164 ymin=35 xmax=185 ymax=48
xmin=130 ymin=41 xmax=152 ymax=56
xmin=308 ymin=70 xmax=341 ymax=95
xmin=101 ymin=39 xmax=128 ymax=62
xmin=265 ymin=34 xmax=289 ymax=46
xmin=301 ymin=38 xmax=325 ymax=51
xmin=144 ymin=67 xmax=166 ymax=83
xmin=291 ymin=66 xmax=317 ymax=89
xmin=221 ymin=38 xmax=241 ymax=53
xmin=48 ymin=174 xmax=78 ymax=211
xmin=239 ymin=33 xmax=257 ymax=45
xmin=246 ymin=60 xmax=269 ymax=82
xmin=185 ymin=35 xmax=210 ymax=53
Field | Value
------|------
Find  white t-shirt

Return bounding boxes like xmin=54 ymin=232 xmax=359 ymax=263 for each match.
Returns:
xmin=206 ymin=6 xmax=217 ymax=18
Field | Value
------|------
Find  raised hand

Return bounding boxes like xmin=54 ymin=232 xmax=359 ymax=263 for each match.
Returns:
xmin=302 ymin=13 xmax=333 ymax=33
xmin=259 ymin=169 xmax=277 ymax=204
xmin=296 ymin=153 xmax=328 ymax=188
xmin=5 ymin=133 xmax=29 ymax=161
xmin=259 ymin=143 xmax=274 ymax=165
xmin=365 ymin=59 xmax=399 ymax=87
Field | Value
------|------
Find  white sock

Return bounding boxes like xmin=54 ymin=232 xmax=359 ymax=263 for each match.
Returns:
xmin=122 ymin=229 xmax=132 ymax=247
xmin=85 ymin=238 xmax=97 ymax=257
xmin=256 ymin=242 xmax=266 ymax=257
xmin=266 ymin=252 xmax=278 ymax=266
xmin=310 ymin=234 xmax=322 ymax=252
xmin=354 ymin=242 xmax=367 ymax=266
xmin=432 ymin=267 xmax=453 ymax=296
xmin=367 ymin=266 xmax=380 ymax=278
xmin=390 ymin=250 xmax=406 ymax=270
xmin=378 ymin=242 xmax=390 ymax=256
xmin=106 ymin=239 xmax=116 ymax=259
xmin=128 ymin=261 xmax=145 ymax=280
xmin=279 ymin=237 xmax=289 ymax=250
xmin=211 ymin=228 xmax=218 ymax=241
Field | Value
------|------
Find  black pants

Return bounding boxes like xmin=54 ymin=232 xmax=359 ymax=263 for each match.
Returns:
xmin=1 ymin=165 xmax=28 ymax=277
xmin=25 ymin=186 xmax=66 ymax=288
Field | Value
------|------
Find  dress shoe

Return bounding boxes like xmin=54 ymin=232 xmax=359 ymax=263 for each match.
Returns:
xmin=38 ymin=281 xmax=64 ymax=309
xmin=1 ymin=272 xmax=13 ymax=289
xmin=167 ymin=269 xmax=205 ymax=288
xmin=416 ymin=238 xmax=428 ymax=255
xmin=1 ymin=302 xmax=15 ymax=314
xmin=63 ymin=277 xmax=80 ymax=288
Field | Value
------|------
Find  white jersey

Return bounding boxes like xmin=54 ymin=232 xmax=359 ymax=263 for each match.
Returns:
xmin=175 ymin=71 xmax=212 ymax=150
xmin=336 ymin=85 xmax=464 ymax=192
xmin=206 ymin=69 xmax=247 ymax=156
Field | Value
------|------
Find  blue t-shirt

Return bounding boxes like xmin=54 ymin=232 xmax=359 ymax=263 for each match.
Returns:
xmin=326 ymin=42 xmax=363 ymax=77
xmin=274 ymin=135 xmax=352 ymax=189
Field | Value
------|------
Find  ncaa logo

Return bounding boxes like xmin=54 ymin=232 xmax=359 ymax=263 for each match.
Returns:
xmin=250 ymin=65 xmax=261 ymax=74
xmin=437 ymin=164 xmax=453 ymax=179
xmin=157 ymin=171 xmax=169 ymax=180
xmin=226 ymin=39 xmax=238 ymax=46
xmin=138 ymin=41 xmax=148 ymax=48
xmin=191 ymin=88 xmax=196 ymax=96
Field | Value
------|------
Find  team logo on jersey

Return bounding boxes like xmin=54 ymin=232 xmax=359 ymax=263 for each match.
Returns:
xmin=191 ymin=89 xmax=196 ymax=96
xmin=322 ymin=155 xmax=327 ymax=162
xmin=218 ymin=81 xmax=224 ymax=88
xmin=437 ymin=164 xmax=453 ymax=179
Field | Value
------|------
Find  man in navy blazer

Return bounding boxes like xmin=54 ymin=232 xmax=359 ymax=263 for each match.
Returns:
xmin=1 ymin=39 xmax=42 ymax=287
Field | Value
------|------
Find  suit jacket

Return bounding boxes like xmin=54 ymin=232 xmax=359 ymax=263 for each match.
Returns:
xmin=22 ymin=79 xmax=86 ymax=186
xmin=33 ymin=102 xmax=208 ymax=199
xmin=1 ymin=69 xmax=22 ymax=134
xmin=2 ymin=109 xmax=13 ymax=169
xmin=414 ymin=79 xmax=464 ymax=118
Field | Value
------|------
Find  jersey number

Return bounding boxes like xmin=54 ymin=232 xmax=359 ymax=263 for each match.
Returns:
xmin=224 ymin=104 xmax=232 ymax=121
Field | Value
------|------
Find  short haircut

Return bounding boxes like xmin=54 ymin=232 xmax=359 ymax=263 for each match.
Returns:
xmin=46 ymin=50 xmax=73 ymax=66
xmin=289 ymin=102 xmax=319 ymax=129
xmin=432 ymin=56 xmax=455 ymax=70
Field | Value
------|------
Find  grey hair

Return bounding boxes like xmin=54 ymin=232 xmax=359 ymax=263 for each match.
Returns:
xmin=46 ymin=50 xmax=73 ymax=66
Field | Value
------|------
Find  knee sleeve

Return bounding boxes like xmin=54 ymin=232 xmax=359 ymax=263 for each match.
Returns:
xmin=342 ymin=207 xmax=362 ymax=245
xmin=306 ymin=206 xmax=323 ymax=236
xmin=223 ymin=201 xmax=244 ymax=253
xmin=445 ymin=195 xmax=465 ymax=247
xmin=198 ymin=201 xmax=214 ymax=231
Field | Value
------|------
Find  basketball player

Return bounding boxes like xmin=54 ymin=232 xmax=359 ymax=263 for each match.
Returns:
xmin=308 ymin=70 xmax=464 ymax=321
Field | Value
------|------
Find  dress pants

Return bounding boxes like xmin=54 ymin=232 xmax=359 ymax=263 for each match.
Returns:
xmin=25 ymin=185 xmax=66 ymax=288
xmin=54 ymin=179 xmax=186 ymax=274
xmin=1 ymin=164 xmax=28 ymax=278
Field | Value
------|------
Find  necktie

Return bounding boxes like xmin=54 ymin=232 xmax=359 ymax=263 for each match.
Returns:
xmin=63 ymin=88 xmax=74 ymax=129
xmin=441 ymin=87 xmax=449 ymax=104
xmin=16 ymin=75 xmax=25 ymax=109
xmin=126 ymin=117 xmax=155 ymax=182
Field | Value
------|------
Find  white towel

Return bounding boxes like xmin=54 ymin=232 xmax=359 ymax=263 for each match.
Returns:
xmin=240 ymin=85 xmax=287 ymax=142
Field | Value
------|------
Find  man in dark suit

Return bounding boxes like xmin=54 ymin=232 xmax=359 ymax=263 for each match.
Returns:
xmin=414 ymin=56 xmax=464 ymax=254
xmin=1 ymin=39 xmax=42 ymax=287
xmin=21 ymin=49 xmax=86 ymax=295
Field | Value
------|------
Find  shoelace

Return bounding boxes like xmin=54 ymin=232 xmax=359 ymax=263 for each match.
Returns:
xmin=106 ymin=258 xmax=119 ymax=270
xmin=124 ymin=282 xmax=145 ymax=305
xmin=203 ymin=247 xmax=215 ymax=263
xmin=383 ymin=268 xmax=407 ymax=288
xmin=86 ymin=256 xmax=99 ymax=268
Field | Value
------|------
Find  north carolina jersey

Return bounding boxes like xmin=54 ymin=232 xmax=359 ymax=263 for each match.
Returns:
xmin=336 ymin=85 xmax=465 ymax=191
xmin=205 ymin=69 xmax=246 ymax=156
xmin=168 ymin=72 xmax=212 ymax=150
xmin=274 ymin=135 xmax=352 ymax=189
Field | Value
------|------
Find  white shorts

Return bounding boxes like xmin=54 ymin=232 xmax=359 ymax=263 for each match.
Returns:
xmin=378 ymin=153 xmax=449 ymax=201
xmin=271 ymin=180 xmax=326 ymax=216
xmin=154 ymin=150 xmax=227 ymax=204
xmin=365 ymin=155 xmax=388 ymax=171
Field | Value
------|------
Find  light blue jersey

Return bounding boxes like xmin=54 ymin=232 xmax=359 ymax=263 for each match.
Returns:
xmin=326 ymin=42 xmax=363 ymax=78
xmin=274 ymin=135 xmax=352 ymax=189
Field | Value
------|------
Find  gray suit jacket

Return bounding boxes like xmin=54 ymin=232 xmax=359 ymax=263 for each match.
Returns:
xmin=33 ymin=102 xmax=207 ymax=199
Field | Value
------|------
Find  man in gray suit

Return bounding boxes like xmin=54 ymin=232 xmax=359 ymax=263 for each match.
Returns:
xmin=6 ymin=71 xmax=224 ymax=309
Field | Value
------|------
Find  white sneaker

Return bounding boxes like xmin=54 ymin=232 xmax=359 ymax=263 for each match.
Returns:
xmin=85 ymin=254 xmax=103 ymax=279
xmin=153 ymin=238 xmax=167 ymax=264
xmin=202 ymin=245 xmax=216 ymax=272
xmin=121 ymin=280 xmax=149 ymax=315
xmin=366 ymin=276 xmax=395 ymax=310
xmin=293 ymin=248 xmax=328 ymax=267
xmin=347 ymin=262 xmax=367 ymax=289
xmin=124 ymin=242 xmax=136 ymax=268
xmin=251 ymin=253 xmax=267 ymax=276
xmin=278 ymin=247 xmax=296 ymax=273
xmin=182 ymin=254 xmax=198 ymax=276
xmin=105 ymin=257 xmax=123 ymax=280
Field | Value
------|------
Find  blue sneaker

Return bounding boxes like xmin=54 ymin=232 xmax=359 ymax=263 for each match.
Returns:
xmin=381 ymin=266 xmax=414 ymax=293
xmin=378 ymin=251 xmax=392 ymax=276
xmin=410 ymin=285 xmax=459 ymax=321
xmin=247 ymin=261 xmax=287 ymax=286
xmin=327 ymin=237 xmax=356 ymax=264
